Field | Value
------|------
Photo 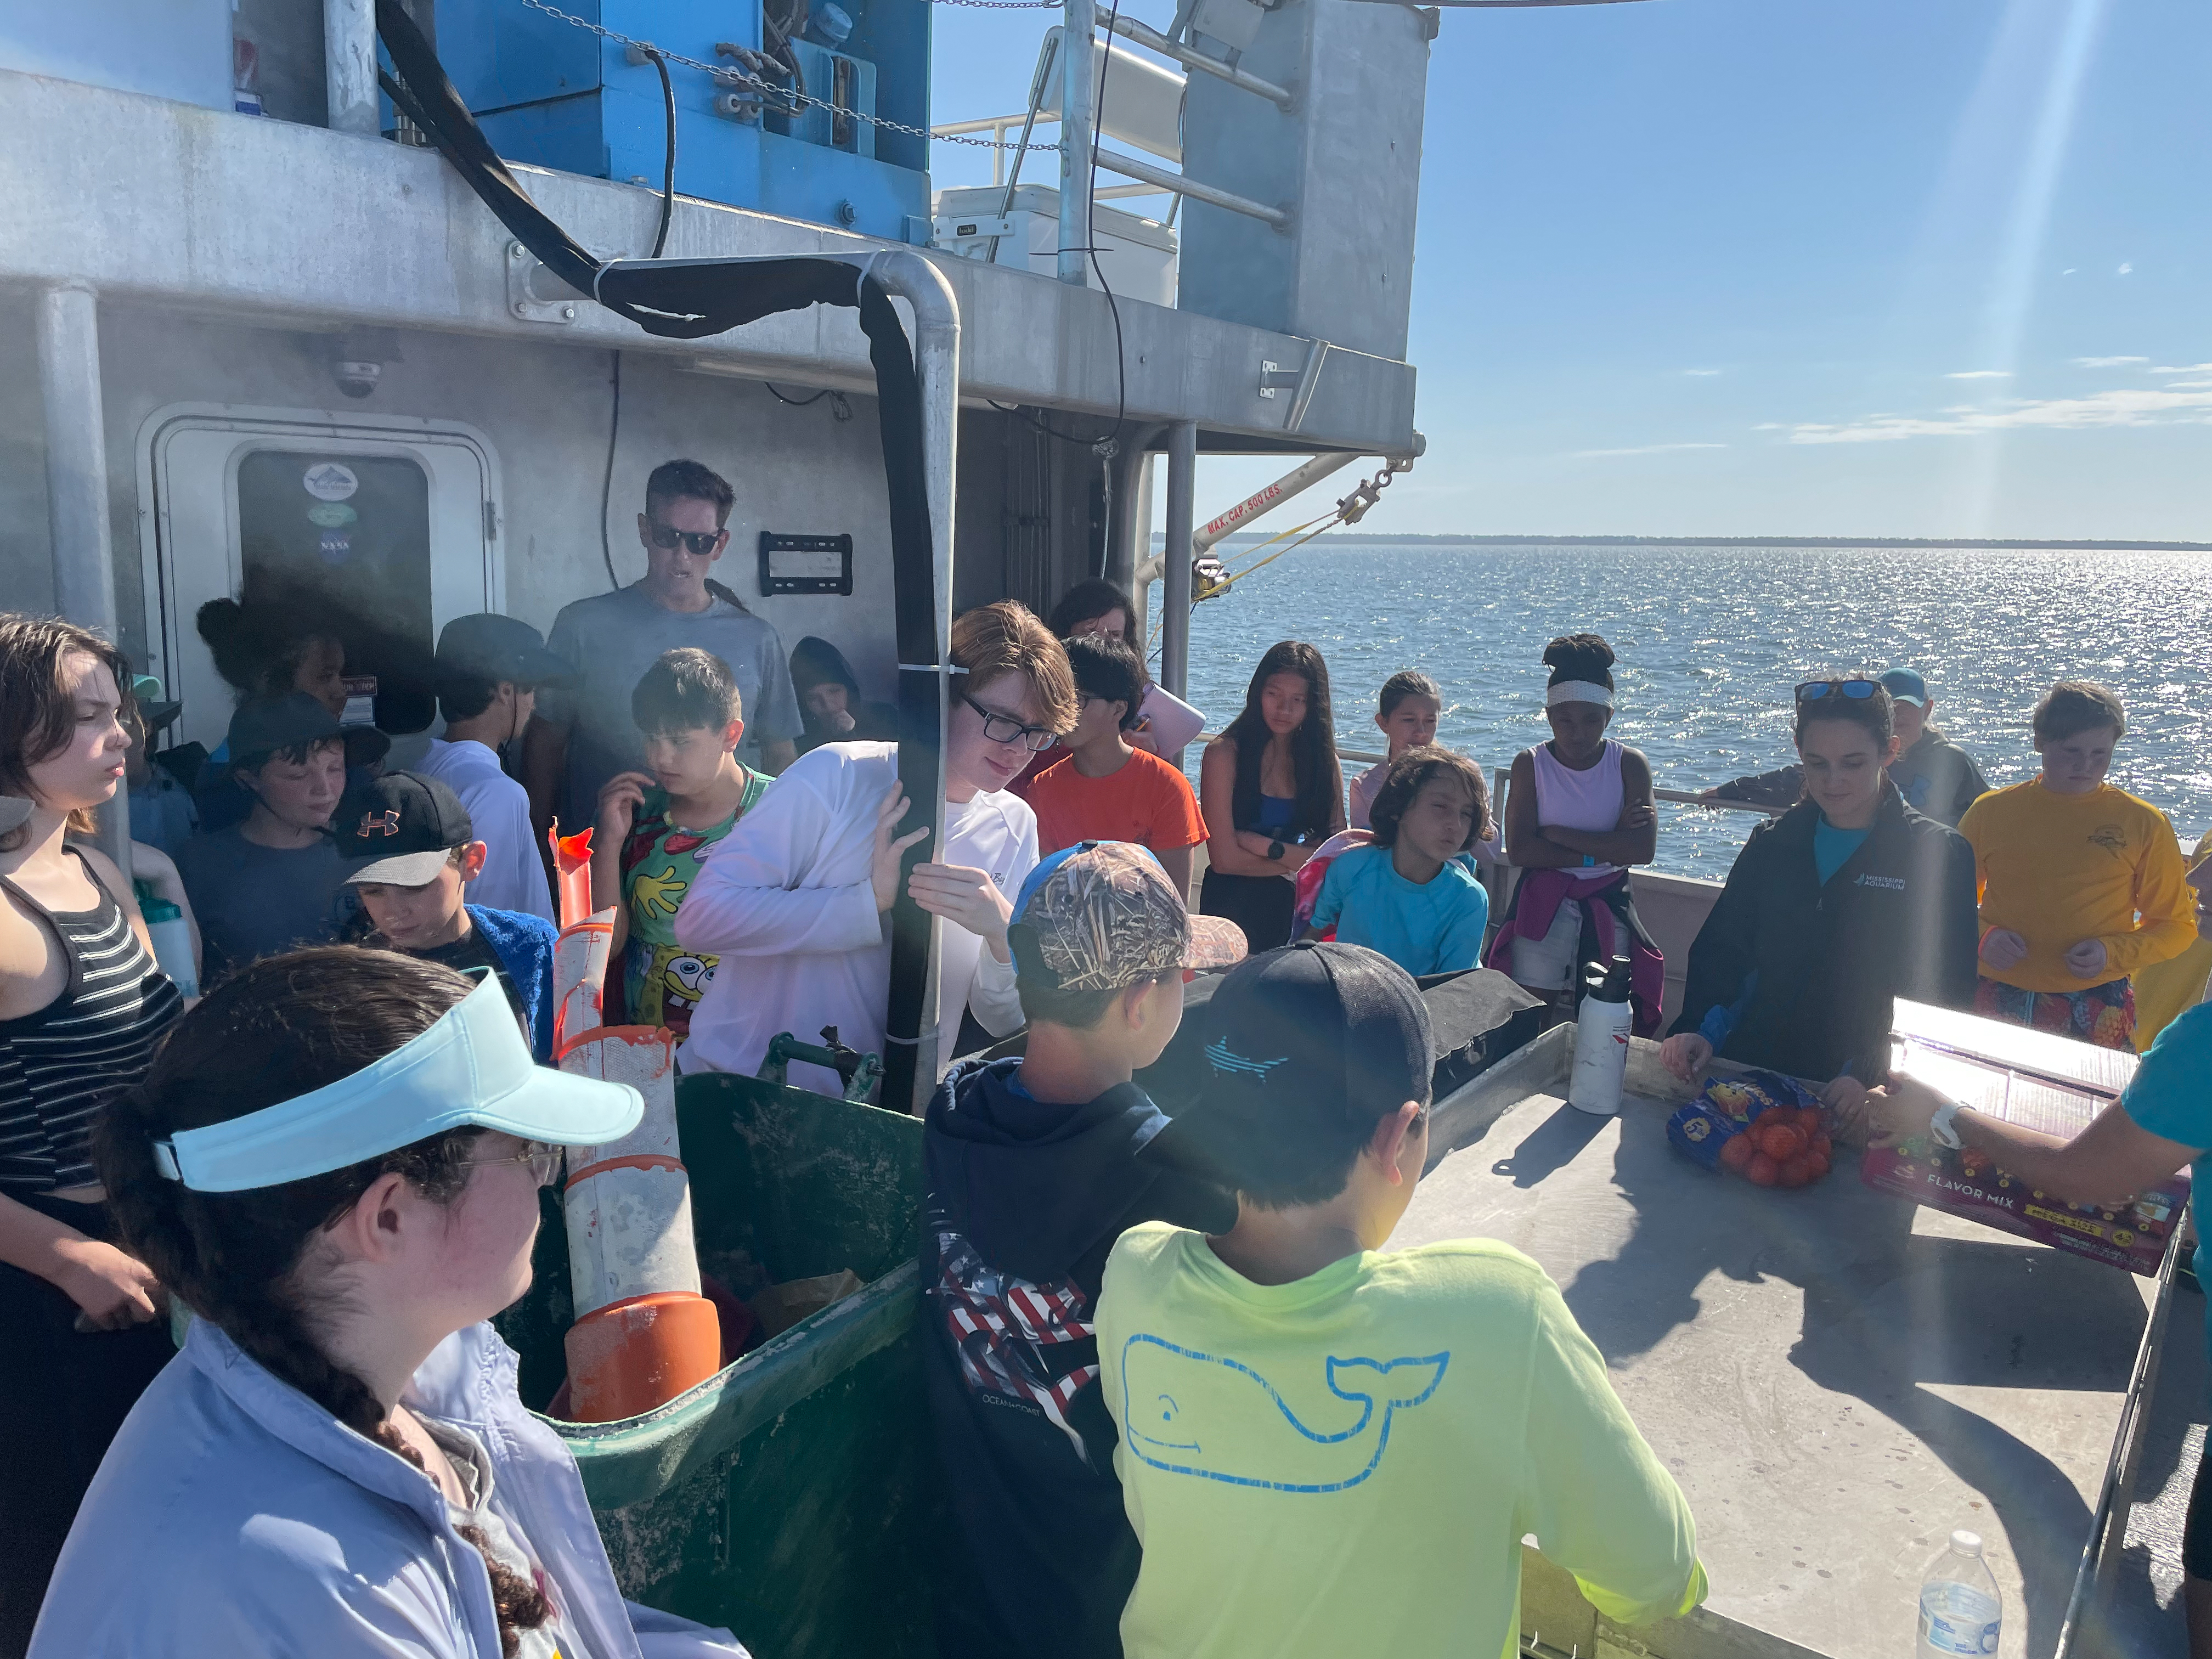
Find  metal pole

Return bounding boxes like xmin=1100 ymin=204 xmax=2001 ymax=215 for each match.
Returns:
xmin=36 ymin=282 xmax=131 ymax=874
xmin=1161 ymin=420 xmax=1197 ymax=765
xmin=858 ymin=251 xmax=962 ymax=1109
xmin=1194 ymin=452 xmax=1361 ymax=552
xmin=1087 ymin=148 xmax=1292 ymax=230
xmin=325 ymin=0 xmax=380 ymax=135
xmin=1057 ymin=0 xmax=1097 ymax=285
xmin=1107 ymin=14 xmax=1296 ymax=110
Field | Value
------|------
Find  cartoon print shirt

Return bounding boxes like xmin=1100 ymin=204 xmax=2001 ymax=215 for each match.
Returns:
xmin=1097 ymin=1224 xmax=1706 ymax=1659
xmin=1959 ymin=778 xmax=2194 ymax=992
xmin=620 ymin=774 xmax=767 ymax=1037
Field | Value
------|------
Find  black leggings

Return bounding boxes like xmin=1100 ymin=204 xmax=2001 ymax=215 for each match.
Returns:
xmin=2186 ymin=1423 xmax=2212 ymax=1581
xmin=0 ymin=1192 xmax=176 ymax=1657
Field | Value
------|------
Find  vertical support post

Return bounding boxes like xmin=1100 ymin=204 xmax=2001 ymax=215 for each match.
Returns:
xmin=325 ymin=0 xmax=380 ymax=134
xmin=1161 ymin=419 xmax=1197 ymax=765
xmin=1057 ymin=0 xmax=1097 ymax=286
xmin=866 ymin=251 xmax=962 ymax=1111
xmin=36 ymin=282 xmax=130 ymax=875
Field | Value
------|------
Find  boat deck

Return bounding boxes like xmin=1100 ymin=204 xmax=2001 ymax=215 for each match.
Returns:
xmin=1406 ymin=1035 xmax=2158 ymax=1659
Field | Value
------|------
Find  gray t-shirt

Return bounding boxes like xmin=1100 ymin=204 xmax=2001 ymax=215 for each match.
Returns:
xmin=538 ymin=583 xmax=803 ymax=834
xmin=174 ymin=824 xmax=357 ymax=981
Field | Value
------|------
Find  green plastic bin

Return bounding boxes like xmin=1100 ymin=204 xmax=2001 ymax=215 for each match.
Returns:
xmin=495 ymin=1071 xmax=940 ymax=1658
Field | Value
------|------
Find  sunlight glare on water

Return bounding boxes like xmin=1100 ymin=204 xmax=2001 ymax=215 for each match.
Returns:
xmin=1161 ymin=542 xmax=2211 ymax=880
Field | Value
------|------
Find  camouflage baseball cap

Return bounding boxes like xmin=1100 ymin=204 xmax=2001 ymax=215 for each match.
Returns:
xmin=1008 ymin=841 xmax=1248 ymax=993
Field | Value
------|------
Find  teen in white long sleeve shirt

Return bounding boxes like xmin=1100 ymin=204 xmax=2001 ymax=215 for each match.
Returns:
xmin=416 ymin=737 xmax=555 ymax=923
xmin=674 ymin=602 xmax=1076 ymax=1099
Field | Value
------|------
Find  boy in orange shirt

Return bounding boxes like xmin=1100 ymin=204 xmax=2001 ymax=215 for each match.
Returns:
xmin=1026 ymin=636 xmax=1209 ymax=900
xmin=1960 ymin=680 xmax=2193 ymax=1049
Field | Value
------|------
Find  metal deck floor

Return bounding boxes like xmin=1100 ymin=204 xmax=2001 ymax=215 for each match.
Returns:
xmin=1398 ymin=1079 xmax=2156 ymax=1659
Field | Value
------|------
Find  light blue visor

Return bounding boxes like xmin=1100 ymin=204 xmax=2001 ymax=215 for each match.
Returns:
xmin=150 ymin=973 xmax=643 ymax=1193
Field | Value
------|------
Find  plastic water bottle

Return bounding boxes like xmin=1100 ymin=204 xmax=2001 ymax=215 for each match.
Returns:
xmin=1917 ymin=1530 xmax=2001 ymax=1657
xmin=1567 ymin=955 xmax=1633 ymax=1116
xmin=141 ymin=899 xmax=199 ymax=1000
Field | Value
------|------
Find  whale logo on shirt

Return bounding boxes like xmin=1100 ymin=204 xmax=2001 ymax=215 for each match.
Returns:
xmin=1119 ymin=1335 xmax=1448 ymax=1493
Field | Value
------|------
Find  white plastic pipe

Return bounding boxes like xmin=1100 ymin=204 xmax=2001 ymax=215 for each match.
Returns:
xmin=36 ymin=281 xmax=130 ymax=875
xmin=325 ymin=0 xmax=380 ymax=135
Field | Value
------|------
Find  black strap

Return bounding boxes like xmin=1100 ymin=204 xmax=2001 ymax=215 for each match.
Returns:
xmin=376 ymin=0 xmax=944 ymax=1107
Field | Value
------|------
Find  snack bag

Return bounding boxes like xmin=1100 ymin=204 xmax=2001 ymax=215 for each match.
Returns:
xmin=1668 ymin=1069 xmax=1826 ymax=1186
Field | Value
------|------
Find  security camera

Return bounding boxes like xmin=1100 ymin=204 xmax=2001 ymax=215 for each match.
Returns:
xmin=334 ymin=360 xmax=381 ymax=399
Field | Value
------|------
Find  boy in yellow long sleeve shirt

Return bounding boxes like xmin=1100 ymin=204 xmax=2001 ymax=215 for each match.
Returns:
xmin=1960 ymin=681 xmax=2193 ymax=1049
xmin=1096 ymin=943 xmax=1705 ymax=1659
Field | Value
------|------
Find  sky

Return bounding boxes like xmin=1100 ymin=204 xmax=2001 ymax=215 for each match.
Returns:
xmin=928 ymin=0 xmax=2211 ymax=541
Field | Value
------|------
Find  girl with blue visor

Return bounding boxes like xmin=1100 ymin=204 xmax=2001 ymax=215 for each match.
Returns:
xmin=31 ymin=947 xmax=750 ymax=1659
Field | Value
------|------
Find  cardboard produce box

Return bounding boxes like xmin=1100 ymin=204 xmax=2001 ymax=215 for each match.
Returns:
xmin=1861 ymin=1000 xmax=2187 ymax=1277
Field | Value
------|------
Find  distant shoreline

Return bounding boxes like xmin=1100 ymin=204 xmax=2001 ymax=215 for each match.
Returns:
xmin=1161 ymin=533 xmax=2211 ymax=551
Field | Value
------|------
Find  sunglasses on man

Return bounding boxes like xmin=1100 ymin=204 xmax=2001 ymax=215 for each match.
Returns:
xmin=646 ymin=522 xmax=725 ymax=557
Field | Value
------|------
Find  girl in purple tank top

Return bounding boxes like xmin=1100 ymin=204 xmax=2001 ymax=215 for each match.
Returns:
xmin=1493 ymin=635 xmax=1663 ymax=1028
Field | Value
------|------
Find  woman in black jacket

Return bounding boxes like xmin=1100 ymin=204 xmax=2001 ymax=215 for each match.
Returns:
xmin=1662 ymin=678 xmax=1979 ymax=1116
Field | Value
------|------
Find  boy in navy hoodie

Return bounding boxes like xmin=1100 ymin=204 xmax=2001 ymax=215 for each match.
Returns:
xmin=335 ymin=771 xmax=560 ymax=1059
xmin=922 ymin=842 xmax=1248 ymax=1659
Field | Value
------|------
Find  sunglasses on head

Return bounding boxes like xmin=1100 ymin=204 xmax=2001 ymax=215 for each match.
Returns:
xmin=1796 ymin=679 xmax=1880 ymax=704
xmin=646 ymin=522 xmax=723 ymax=557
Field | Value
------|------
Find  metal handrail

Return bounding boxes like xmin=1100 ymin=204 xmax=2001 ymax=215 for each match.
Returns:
xmin=1193 ymin=734 xmax=1788 ymax=817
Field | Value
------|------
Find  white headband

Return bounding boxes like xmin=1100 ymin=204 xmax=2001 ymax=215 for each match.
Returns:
xmin=1546 ymin=680 xmax=1614 ymax=709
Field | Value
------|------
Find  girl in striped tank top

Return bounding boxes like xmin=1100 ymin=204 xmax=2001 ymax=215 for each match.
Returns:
xmin=0 ymin=616 xmax=184 ymax=1651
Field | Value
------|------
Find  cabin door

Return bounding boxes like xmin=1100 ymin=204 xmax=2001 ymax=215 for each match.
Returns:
xmin=134 ymin=406 xmax=503 ymax=753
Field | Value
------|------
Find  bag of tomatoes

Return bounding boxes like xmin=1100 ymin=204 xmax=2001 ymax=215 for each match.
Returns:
xmin=1667 ymin=1070 xmax=1835 ymax=1189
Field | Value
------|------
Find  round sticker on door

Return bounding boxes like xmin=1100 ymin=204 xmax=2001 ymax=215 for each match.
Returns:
xmin=302 ymin=462 xmax=358 ymax=502
xmin=306 ymin=502 xmax=358 ymax=528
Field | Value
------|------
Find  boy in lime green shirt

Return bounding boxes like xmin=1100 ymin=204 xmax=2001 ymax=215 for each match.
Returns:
xmin=1097 ymin=941 xmax=1706 ymax=1659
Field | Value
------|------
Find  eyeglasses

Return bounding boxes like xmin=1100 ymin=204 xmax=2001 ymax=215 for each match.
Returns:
xmin=646 ymin=522 xmax=724 ymax=557
xmin=463 ymin=1142 xmax=565 ymax=1188
xmin=1796 ymin=679 xmax=1880 ymax=704
xmin=960 ymin=693 xmax=1060 ymax=753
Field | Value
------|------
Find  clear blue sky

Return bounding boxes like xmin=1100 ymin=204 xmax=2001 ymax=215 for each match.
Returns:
xmin=930 ymin=0 xmax=2210 ymax=540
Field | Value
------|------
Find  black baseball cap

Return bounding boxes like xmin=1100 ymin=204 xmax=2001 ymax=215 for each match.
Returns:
xmin=435 ymin=613 xmax=578 ymax=689
xmin=335 ymin=771 xmax=476 ymax=886
xmin=227 ymin=692 xmax=390 ymax=771
xmin=1176 ymin=941 xmax=1434 ymax=1195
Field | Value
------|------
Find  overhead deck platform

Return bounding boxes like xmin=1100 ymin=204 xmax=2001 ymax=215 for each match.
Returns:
xmin=1409 ymin=1032 xmax=2164 ymax=1659
xmin=0 ymin=68 xmax=1418 ymax=456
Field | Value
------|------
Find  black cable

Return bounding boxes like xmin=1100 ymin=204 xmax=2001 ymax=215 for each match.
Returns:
xmin=600 ymin=352 xmax=623 ymax=590
xmin=644 ymin=47 xmax=676 ymax=258
xmin=765 ymin=382 xmax=829 ymax=406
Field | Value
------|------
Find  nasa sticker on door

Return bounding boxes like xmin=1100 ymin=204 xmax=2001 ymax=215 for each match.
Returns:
xmin=303 ymin=461 xmax=359 ymax=502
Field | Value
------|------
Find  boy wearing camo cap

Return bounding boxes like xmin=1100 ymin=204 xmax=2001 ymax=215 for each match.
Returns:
xmin=919 ymin=841 xmax=1246 ymax=1659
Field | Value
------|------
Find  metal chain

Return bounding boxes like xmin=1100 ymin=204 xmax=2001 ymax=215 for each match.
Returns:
xmin=512 ymin=0 xmax=1059 ymax=148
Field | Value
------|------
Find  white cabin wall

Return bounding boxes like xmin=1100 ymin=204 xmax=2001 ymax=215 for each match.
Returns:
xmin=0 ymin=298 xmax=906 ymax=711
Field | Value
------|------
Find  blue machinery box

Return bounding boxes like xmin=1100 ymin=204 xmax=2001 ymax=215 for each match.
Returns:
xmin=422 ymin=0 xmax=929 ymax=240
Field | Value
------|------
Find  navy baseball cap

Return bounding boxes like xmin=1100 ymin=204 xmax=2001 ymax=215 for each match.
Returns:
xmin=435 ymin=613 xmax=578 ymax=689
xmin=227 ymin=692 xmax=390 ymax=770
xmin=336 ymin=771 xmax=475 ymax=886
xmin=1175 ymin=941 xmax=1433 ymax=1192
xmin=1878 ymin=667 xmax=1928 ymax=708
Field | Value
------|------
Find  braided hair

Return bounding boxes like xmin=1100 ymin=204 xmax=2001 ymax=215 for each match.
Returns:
xmin=96 ymin=947 xmax=551 ymax=1658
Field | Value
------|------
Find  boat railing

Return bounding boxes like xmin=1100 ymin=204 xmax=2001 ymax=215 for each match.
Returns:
xmin=1189 ymin=735 xmax=1790 ymax=828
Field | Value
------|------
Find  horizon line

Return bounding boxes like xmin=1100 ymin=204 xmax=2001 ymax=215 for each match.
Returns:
xmin=1153 ymin=533 xmax=2212 ymax=551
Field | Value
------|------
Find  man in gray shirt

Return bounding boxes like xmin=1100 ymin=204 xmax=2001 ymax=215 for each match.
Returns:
xmin=525 ymin=458 xmax=804 ymax=840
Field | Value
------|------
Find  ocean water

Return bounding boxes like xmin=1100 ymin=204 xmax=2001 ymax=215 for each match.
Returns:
xmin=1156 ymin=541 xmax=2212 ymax=882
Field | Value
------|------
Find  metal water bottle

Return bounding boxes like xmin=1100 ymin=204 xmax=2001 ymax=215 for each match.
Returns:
xmin=1567 ymin=953 xmax=1633 ymax=1116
